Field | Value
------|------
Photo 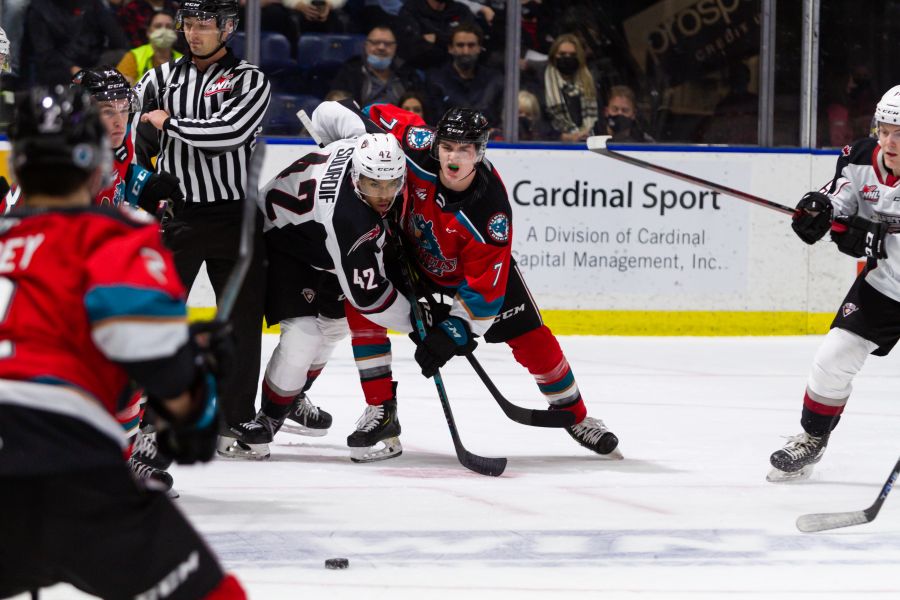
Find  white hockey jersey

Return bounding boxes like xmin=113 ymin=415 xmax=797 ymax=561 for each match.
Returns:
xmin=825 ymin=137 xmax=900 ymax=301
xmin=258 ymin=138 xmax=412 ymax=332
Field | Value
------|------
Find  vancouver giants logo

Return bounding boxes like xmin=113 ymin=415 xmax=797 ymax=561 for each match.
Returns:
xmin=861 ymin=184 xmax=880 ymax=203
xmin=409 ymin=213 xmax=457 ymax=276
xmin=204 ymin=73 xmax=236 ymax=96
xmin=348 ymin=224 xmax=382 ymax=254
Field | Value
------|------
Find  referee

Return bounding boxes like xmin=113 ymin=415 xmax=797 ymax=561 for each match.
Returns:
xmin=135 ymin=0 xmax=271 ymax=457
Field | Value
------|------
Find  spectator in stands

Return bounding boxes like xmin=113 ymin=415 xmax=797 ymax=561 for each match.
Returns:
xmin=518 ymin=89 xmax=551 ymax=141
xmin=238 ymin=0 xmax=300 ymax=59
xmin=0 ymin=0 xmax=29 ymax=81
xmin=544 ymin=33 xmax=598 ymax=142
xmin=24 ymin=0 xmax=129 ymax=86
xmin=329 ymin=24 xmax=420 ymax=107
xmin=701 ymin=62 xmax=757 ymax=145
xmin=117 ymin=10 xmax=182 ymax=85
xmin=598 ymin=85 xmax=653 ymax=143
xmin=396 ymin=0 xmax=474 ymax=70
xmin=285 ymin=0 xmax=351 ymax=34
xmin=117 ymin=0 xmax=180 ymax=49
xmin=398 ymin=90 xmax=429 ymax=122
xmin=424 ymin=22 xmax=503 ymax=126
xmin=360 ymin=0 xmax=404 ymax=31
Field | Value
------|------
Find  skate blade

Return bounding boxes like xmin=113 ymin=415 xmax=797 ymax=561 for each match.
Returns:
xmin=766 ymin=464 xmax=814 ymax=482
xmin=167 ymin=488 xmax=180 ymax=499
xmin=601 ymin=447 xmax=624 ymax=460
xmin=216 ymin=438 xmax=270 ymax=460
xmin=281 ymin=423 xmax=330 ymax=438
xmin=349 ymin=437 xmax=402 ymax=463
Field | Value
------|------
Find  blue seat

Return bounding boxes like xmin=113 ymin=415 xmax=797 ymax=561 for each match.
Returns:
xmin=230 ymin=31 xmax=246 ymax=60
xmin=264 ymin=93 xmax=322 ymax=136
xmin=296 ymin=34 xmax=365 ymax=71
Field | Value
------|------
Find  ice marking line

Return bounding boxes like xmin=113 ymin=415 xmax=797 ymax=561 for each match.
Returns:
xmin=560 ymin=487 xmax=674 ymax=515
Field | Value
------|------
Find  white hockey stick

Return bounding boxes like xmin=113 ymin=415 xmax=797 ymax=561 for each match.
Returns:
xmin=586 ymin=135 xmax=794 ymax=216
xmin=297 ymin=109 xmax=325 ymax=148
xmin=796 ymin=456 xmax=900 ymax=532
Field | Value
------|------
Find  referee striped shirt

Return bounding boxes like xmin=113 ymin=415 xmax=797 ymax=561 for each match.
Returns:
xmin=133 ymin=49 xmax=271 ymax=203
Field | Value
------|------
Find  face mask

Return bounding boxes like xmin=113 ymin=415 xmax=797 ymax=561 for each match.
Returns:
xmin=607 ymin=114 xmax=635 ymax=135
xmin=453 ymin=54 xmax=478 ymax=71
xmin=149 ymin=27 xmax=177 ymax=50
xmin=366 ymin=54 xmax=392 ymax=70
xmin=518 ymin=116 xmax=532 ymax=133
xmin=555 ymin=56 xmax=579 ymax=76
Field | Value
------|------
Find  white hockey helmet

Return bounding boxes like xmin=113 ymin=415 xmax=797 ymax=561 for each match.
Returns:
xmin=0 ymin=27 xmax=10 ymax=73
xmin=874 ymin=85 xmax=900 ymax=126
xmin=351 ymin=133 xmax=406 ymax=204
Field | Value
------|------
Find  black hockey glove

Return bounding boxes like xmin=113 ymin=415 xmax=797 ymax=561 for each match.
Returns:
xmin=410 ymin=317 xmax=477 ymax=378
xmin=831 ymin=215 xmax=888 ymax=260
xmin=137 ymin=171 xmax=184 ymax=216
xmin=156 ymin=321 xmax=235 ymax=464
xmin=791 ymin=192 xmax=834 ymax=244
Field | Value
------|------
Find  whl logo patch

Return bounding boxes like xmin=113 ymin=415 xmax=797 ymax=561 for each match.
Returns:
xmin=204 ymin=73 xmax=235 ymax=96
xmin=302 ymin=288 xmax=316 ymax=303
xmin=842 ymin=302 xmax=859 ymax=317
xmin=861 ymin=185 xmax=880 ymax=203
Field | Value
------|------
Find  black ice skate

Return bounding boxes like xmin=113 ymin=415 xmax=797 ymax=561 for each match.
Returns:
xmin=132 ymin=429 xmax=173 ymax=471
xmin=566 ymin=417 xmax=622 ymax=458
xmin=347 ymin=399 xmax=402 ymax=463
xmin=128 ymin=456 xmax=177 ymax=498
xmin=767 ymin=432 xmax=829 ymax=482
xmin=281 ymin=394 xmax=333 ymax=437
xmin=216 ymin=410 xmax=282 ymax=460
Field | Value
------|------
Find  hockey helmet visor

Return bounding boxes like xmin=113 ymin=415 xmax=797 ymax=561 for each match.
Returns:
xmin=177 ymin=0 xmax=239 ymax=31
xmin=72 ymin=67 xmax=141 ymax=114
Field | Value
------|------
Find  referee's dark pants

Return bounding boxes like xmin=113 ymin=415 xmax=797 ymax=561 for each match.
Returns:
xmin=163 ymin=201 xmax=266 ymax=427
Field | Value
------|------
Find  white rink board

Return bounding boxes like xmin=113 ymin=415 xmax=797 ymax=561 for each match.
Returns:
xmin=190 ymin=144 xmax=850 ymax=314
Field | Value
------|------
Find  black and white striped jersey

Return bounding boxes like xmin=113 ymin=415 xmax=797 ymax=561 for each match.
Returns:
xmin=132 ymin=49 xmax=271 ymax=204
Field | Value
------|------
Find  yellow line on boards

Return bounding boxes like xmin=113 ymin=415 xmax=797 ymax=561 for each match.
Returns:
xmin=187 ymin=307 xmax=834 ymax=336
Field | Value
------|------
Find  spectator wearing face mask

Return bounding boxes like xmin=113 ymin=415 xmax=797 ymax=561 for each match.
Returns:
xmin=117 ymin=0 xmax=181 ymax=48
xmin=424 ymin=21 xmax=503 ymax=126
xmin=329 ymin=24 xmax=421 ymax=107
xmin=598 ymin=85 xmax=653 ymax=143
xmin=117 ymin=10 xmax=182 ymax=85
xmin=517 ymin=89 xmax=551 ymax=141
xmin=544 ymin=33 xmax=598 ymax=142
xmin=396 ymin=0 xmax=475 ymax=70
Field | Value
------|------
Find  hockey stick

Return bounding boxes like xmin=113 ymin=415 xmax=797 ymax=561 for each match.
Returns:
xmin=297 ymin=109 xmax=326 ymax=149
xmin=216 ymin=140 xmax=266 ymax=323
xmin=390 ymin=225 xmax=506 ymax=477
xmin=586 ymin=136 xmax=794 ymax=216
xmin=464 ymin=354 xmax=575 ymax=428
xmin=796 ymin=455 xmax=900 ymax=532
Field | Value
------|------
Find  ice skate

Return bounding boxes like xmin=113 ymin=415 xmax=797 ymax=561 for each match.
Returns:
xmin=347 ymin=399 xmax=402 ymax=463
xmin=216 ymin=410 xmax=281 ymax=460
xmin=566 ymin=416 xmax=622 ymax=459
xmin=767 ymin=432 xmax=829 ymax=482
xmin=280 ymin=393 xmax=332 ymax=437
xmin=132 ymin=429 xmax=173 ymax=471
xmin=128 ymin=456 xmax=178 ymax=498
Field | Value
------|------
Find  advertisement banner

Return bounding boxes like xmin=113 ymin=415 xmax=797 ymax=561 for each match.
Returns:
xmin=488 ymin=148 xmax=750 ymax=304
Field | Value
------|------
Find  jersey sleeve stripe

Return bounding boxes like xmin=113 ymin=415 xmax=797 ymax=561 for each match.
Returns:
xmin=454 ymin=210 xmax=486 ymax=243
xmin=85 ymin=285 xmax=186 ymax=323
xmin=407 ymin=158 xmax=437 ymax=183
xmin=91 ymin=320 xmax=189 ymax=362
xmin=351 ymin=342 xmax=392 ymax=359
xmin=456 ymin=287 xmax=504 ymax=319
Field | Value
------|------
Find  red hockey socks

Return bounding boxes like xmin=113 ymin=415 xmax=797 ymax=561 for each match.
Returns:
xmin=346 ymin=302 xmax=394 ymax=406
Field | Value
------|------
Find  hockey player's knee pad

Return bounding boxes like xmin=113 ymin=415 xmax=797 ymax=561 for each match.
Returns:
xmin=807 ymin=327 xmax=876 ymax=400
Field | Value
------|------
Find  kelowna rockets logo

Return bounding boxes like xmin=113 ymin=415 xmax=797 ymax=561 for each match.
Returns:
xmin=409 ymin=213 xmax=457 ymax=276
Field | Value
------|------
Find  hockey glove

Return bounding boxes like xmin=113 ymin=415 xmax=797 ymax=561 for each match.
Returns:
xmin=137 ymin=171 xmax=184 ymax=216
xmin=411 ymin=317 xmax=478 ymax=378
xmin=831 ymin=215 xmax=888 ymax=260
xmin=791 ymin=192 xmax=834 ymax=244
xmin=156 ymin=321 xmax=235 ymax=464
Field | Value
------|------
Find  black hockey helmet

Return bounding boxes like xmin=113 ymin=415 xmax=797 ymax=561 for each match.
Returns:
xmin=8 ymin=85 xmax=110 ymax=177
xmin=176 ymin=0 xmax=239 ymax=31
xmin=72 ymin=66 xmax=141 ymax=113
xmin=432 ymin=107 xmax=490 ymax=161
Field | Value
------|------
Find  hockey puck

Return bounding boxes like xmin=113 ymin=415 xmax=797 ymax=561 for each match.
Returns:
xmin=325 ymin=558 xmax=349 ymax=570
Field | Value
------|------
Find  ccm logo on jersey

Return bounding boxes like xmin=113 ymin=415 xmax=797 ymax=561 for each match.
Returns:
xmin=495 ymin=303 xmax=525 ymax=322
xmin=204 ymin=73 xmax=235 ymax=96
xmin=348 ymin=224 xmax=382 ymax=254
xmin=861 ymin=185 xmax=880 ymax=203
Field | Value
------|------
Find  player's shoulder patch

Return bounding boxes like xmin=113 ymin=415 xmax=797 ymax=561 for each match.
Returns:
xmin=842 ymin=144 xmax=851 ymax=157
xmin=406 ymin=127 xmax=434 ymax=150
xmin=486 ymin=212 xmax=509 ymax=243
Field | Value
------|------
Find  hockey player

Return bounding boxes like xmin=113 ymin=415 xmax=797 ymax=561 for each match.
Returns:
xmin=769 ymin=84 xmax=900 ymax=482
xmin=216 ymin=128 xmax=411 ymax=459
xmin=0 ymin=86 xmax=245 ymax=599
xmin=311 ymin=100 xmax=620 ymax=463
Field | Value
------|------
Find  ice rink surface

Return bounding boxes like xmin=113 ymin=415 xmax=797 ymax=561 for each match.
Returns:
xmin=27 ymin=334 xmax=900 ymax=600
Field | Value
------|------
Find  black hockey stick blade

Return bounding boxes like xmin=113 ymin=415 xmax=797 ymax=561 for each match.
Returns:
xmin=586 ymin=135 xmax=794 ymax=216
xmin=796 ymin=455 xmax=900 ymax=533
xmin=465 ymin=354 xmax=575 ymax=428
xmin=216 ymin=140 xmax=265 ymax=324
